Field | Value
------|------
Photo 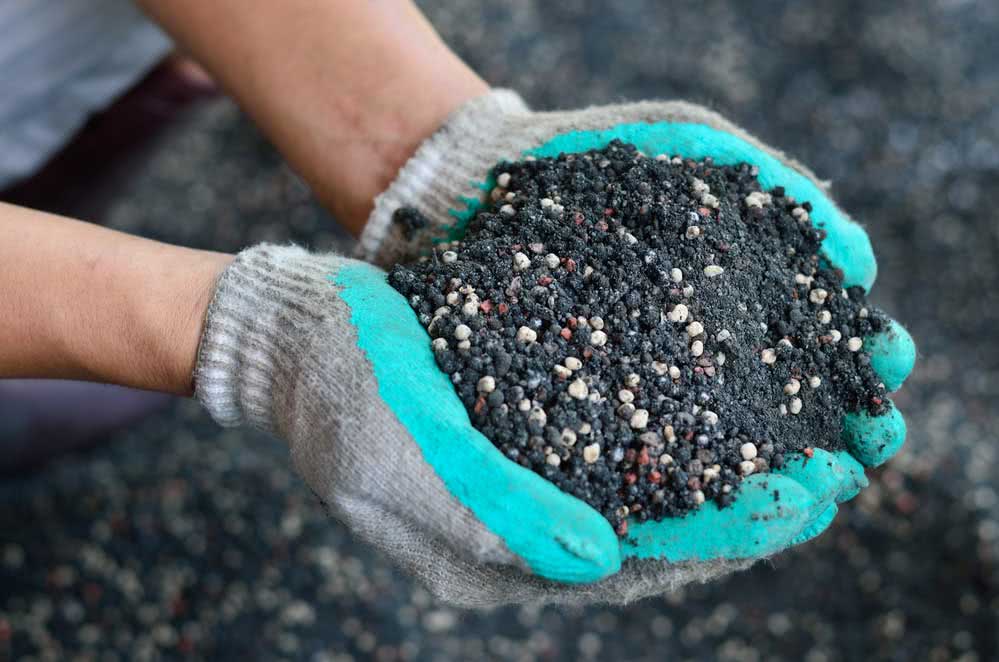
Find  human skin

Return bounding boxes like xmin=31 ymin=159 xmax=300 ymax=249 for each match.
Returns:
xmin=0 ymin=202 xmax=230 ymax=394
xmin=0 ymin=1 xmax=483 ymax=393
xmin=136 ymin=0 xmax=489 ymax=234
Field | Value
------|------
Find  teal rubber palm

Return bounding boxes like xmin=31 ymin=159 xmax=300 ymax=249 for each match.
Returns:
xmin=346 ymin=112 xmax=916 ymax=585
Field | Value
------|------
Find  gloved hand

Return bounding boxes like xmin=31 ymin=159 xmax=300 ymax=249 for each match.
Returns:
xmin=195 ymin=245 xmax=861 ymax=607
xmin=322 ymin=90 xmax=914 ymax=602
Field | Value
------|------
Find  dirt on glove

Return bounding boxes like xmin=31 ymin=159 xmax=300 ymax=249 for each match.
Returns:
xmin=389 ymin=140 xmax=888 ymax=535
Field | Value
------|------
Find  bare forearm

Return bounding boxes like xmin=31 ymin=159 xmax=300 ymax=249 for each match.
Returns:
xmin=0 ymin=202 xmax=231 ymax=394
xmin=137 ymin=0 xmax=488 ymax=233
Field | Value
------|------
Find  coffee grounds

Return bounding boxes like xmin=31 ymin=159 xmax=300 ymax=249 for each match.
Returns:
xmin=388 ymin=140 xmax=888 ymax=535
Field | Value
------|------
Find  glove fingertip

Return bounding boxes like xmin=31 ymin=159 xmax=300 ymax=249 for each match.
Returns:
xmin=843 ymin=405 xmax=907 ymax=468
xmin=514 ymin=492 xmax=622 ymax=584
xmin=622 ymin=474 xmax=815 ymax=562
xmin=831 ymin=450 xmax=869 ymax=503
xmin=774 ymin=448 xmax=851 ymax=505
xmin=541 ymin=520 xmax=622 ymax=583
xmin=790 ymin=502 xmax=838 ymax=546
xmin=820 ymin=218 xmax=878 ymax=291
xmin=866 ymin=320 xmax=917 ymax=392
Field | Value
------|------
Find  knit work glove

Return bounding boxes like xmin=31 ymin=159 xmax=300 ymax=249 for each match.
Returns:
xmin=330 ymin=90 xmax=916 ymax=601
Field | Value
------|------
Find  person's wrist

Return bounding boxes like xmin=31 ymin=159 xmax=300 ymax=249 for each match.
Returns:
xmin=158 ymin=249 xmax=233 ymax=396
xmin=72 ymin=243 xmax=232 ymax=396
xmin=316 ymin=74 xmax=490 ymax=235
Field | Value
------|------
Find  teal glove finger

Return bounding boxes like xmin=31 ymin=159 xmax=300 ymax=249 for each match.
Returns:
xmin=621 ymin=473 xmax=818 ymax=561
xmin=835 ymin=320 xmax=913 ymax=469
xmin=781 ymin=446 xmax=888 ymax=546
xmin=335 ymin=262 xmax=620 ymax=584
xmin=774 ymin=449 xmax=862 ymax=505
xmin=843 ymin=404 xmax=907 ymax=468
xmin=790 ymin=502 xmax=839 ymax=546
xmin=771 ymin=448 xmax=869 ymax=545
xmin=832 ymin=450 xmax=870 ymax=502
xmin=866 ymin=319 xmax=917 ymax=392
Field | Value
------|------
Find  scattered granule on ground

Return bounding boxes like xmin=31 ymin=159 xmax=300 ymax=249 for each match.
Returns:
xmin=389 ymin=140 xmax=888 ymax=535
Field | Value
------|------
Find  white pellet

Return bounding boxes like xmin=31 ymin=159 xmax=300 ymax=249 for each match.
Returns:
xmin=568 ymin=379 xmax=589 ymax=400
xmin=630 ymin=409 xmax=650 ymax=429
xmin=516 ymin=326 xmax=537 ymax=343
xmin=668 ymin=304 xmax=690 ymax=323
xmin=810 ymin=288 xmax=829 ymax=304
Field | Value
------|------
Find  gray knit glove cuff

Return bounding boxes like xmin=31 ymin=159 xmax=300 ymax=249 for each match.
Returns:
xmin=359 ymin=89 xmax=530 ymax=265
xmin=194 ymin=245 xmax=339 ymax=433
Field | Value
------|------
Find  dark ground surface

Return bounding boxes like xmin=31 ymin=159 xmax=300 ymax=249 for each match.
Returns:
xmin=2 ymin=1 xmax=999 ymax=660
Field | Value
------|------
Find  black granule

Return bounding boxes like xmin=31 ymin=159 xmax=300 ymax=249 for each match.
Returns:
xmin=389 ymin=141 xmax=888 ymax=535
xmin=392 ymin=206 xmax=430 ymax=239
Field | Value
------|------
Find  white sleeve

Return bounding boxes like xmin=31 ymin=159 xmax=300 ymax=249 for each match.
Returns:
xmin=0 ymin=0 xmax=172 ymax=189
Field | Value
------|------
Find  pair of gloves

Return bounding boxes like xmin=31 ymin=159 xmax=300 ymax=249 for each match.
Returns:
xmin=194 ymin=91 xmax=916 ymax=607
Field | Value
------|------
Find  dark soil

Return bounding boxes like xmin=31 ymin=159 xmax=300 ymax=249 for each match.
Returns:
xmin=389 ymin=141 xmax=888 ymax=534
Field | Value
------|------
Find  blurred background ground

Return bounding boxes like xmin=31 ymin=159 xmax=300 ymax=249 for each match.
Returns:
xmin=2 ymin=0 xmax=999 ymax=660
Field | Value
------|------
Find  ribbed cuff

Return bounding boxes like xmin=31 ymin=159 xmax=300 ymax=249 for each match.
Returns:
xmin=358 ymin=88 xmax=530 ymax=266
xmin=194 ymin=244 xmax=346 ymax=433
